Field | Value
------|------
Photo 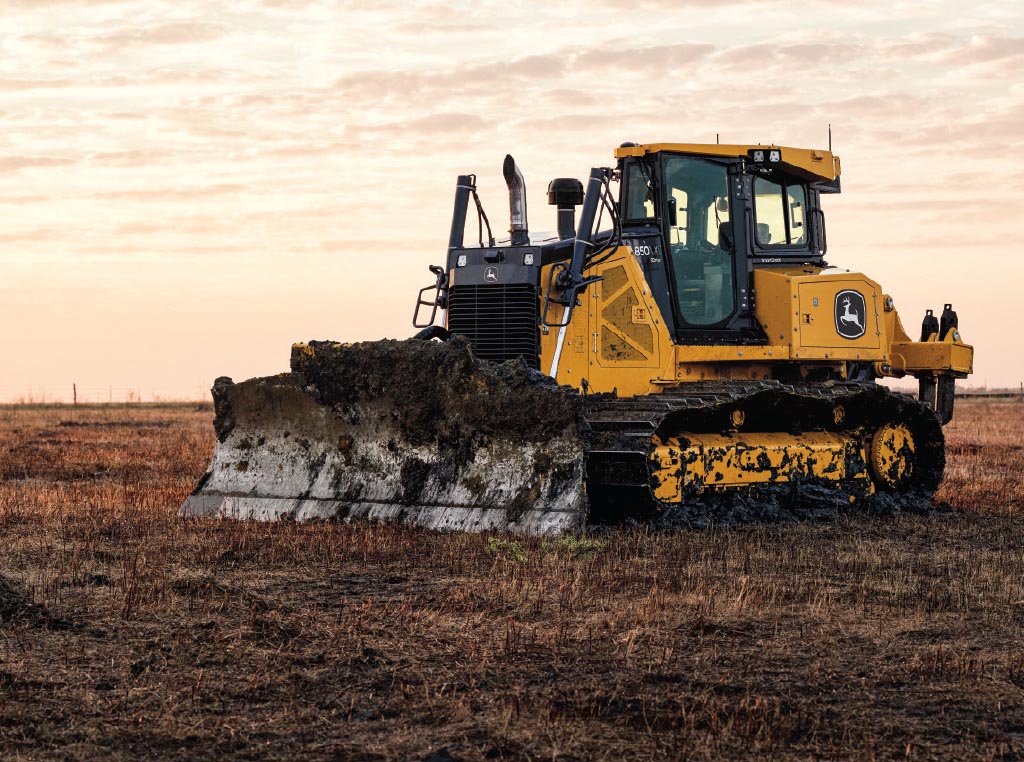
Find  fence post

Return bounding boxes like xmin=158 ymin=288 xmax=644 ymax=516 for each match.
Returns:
xmin=72 ymin=383 xmax=77 ymax=406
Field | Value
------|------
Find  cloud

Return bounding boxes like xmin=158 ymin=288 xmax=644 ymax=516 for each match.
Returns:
xmin=3 ymin=33 xmax=75 ymax=54
xmin=84 ymin=149 xmax=179 ymax=167
xmin=822 ymin=93 xmax=935 ymax=119
xmin=0 ymin=194 xmax=48 ymax=205
xmin=90 ymin=21 xmax=231 ymax=48
xmin=0 ymin=156 xmax=75 ymax=171
xmin=0 ymin=228 xmax=60 ymax=244
xmin=0 ymin=77 xmax=74 ymax=91
xmin=872 ymin=30 xmax=1024 ymax=81
xmin=90 ymin=184 xmax=248 ymax=201
xmin=938 ymin=34 xmax=1024 ymax=66
xmin=713 ymin=39 xmax=862 ymax=70
xmin=328 ymin=43 xmax=716 ymax=113
xmin=573 ymin=43 xmax=715 ymax=73
xmin=878 ymin=32 xmax=957 ymax=58
xmin=66 ymin=243 xmax=252 ymax=257
xmin=900 ymin=100 xmax=1024 ymax=149
xmin=3 ymin=0 xmax=132 ymax=6
xmin=594 ymin=0 xmax=883 ymax=7
xmin=0 ymin=0 xmax=1019 ymax=394
xmin=343 ymin=112 xmax=487 ymax=140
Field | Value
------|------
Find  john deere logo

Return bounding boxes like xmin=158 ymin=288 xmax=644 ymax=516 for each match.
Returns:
xmin=835 ymin=290 xmax=866 ymax=340
xmin=484 ymin=266 xmax=498 ymax=282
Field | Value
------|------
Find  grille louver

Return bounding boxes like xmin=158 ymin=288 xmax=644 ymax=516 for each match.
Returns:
xmin=447 ymin=284 xmax=540 ymax=368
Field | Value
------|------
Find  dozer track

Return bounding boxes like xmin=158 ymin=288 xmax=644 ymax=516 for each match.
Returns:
xmin=182 ymin=340 xmax=945 ymax=534
xmin=584 ymin=380 xmax=944 ymax=526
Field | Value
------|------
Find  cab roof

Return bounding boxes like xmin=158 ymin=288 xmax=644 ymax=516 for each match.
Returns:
xmin=614 ymin=142 xmax=841 ymax=184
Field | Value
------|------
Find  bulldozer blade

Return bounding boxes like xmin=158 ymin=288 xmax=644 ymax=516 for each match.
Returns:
xmin=180 ymin=338 xmax=588 ymax=534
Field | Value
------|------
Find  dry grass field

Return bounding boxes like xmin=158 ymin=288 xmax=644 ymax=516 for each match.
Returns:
xmin=0 ymin=399 xmax=1022 ymax=761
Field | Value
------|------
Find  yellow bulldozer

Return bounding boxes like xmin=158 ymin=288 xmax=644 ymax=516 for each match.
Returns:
xmin=181 ymin=142 xmax=973 ymax=533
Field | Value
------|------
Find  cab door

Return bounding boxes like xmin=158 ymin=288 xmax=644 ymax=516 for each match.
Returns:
xmin=659 ymin=155 xmax=738 ymax=332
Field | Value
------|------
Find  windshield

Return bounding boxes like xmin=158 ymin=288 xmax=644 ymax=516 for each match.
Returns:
xmin=754 ymin=176 xmax=808 ymax=247
xmin=662 ymin=156 xmax=735 ymax=326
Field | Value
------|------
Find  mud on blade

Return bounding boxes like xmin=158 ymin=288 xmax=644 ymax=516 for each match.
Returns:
xmin=180 ymin=339 xmax=588 ymax=534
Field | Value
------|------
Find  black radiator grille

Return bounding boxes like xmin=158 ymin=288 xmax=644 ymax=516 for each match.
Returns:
xmin=447 ymin=284 xmax=540 ymax=368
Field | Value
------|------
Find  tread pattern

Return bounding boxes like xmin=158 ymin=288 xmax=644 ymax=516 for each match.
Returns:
xmin=580 ymin=380 xmax=944 ymax=518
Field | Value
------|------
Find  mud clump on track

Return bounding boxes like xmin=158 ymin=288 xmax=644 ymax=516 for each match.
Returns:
xmin=649 ymin=480 xmax=942 ymax=530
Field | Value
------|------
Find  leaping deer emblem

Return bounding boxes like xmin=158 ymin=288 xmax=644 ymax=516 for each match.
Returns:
xmin=839 ymin=297 xmax=862 ymax=330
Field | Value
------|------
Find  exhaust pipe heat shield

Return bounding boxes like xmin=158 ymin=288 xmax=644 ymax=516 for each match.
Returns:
xmin=503 ymin=154 xmax=529 ymax=246
xmin=181 ymin=338 xmax=587 ymax=534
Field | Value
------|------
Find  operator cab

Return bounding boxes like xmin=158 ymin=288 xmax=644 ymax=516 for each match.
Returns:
xmin=616 ymin=143 xmax=839 ymax=344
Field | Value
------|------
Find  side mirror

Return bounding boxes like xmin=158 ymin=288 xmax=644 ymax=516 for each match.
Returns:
xmin=718 ymin=221 xmax=735 ymax=253
xmin=667 ymin=197 xmax=677 ymax=227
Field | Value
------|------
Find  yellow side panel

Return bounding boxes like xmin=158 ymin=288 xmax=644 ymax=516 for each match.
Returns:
xmin=753 ymin=268 xmax=887 ymax=363
xmin=539 ymin=249 xmax=675 ymax=396
xmin=797 ymin=282 xmax=881 ymax=350
xmin=595 ymin=260 xmax=659 ymax=369
xmin=750 ymin=268 xmax=797 ymax=349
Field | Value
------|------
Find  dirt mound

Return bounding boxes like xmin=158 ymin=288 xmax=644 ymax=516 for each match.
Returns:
xmin=288 ymin=337 xmax=582 ymax=444
xmin=0 ymin=574 xmax=49 ymax=626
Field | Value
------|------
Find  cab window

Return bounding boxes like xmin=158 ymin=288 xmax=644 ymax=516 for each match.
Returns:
xmin=624 ymin=162 xmax=655 ymax=220
xmin=754 ymin=177 xmax=808 ymax=247
xmin=788 ymin=184 xmax=807 ymax=244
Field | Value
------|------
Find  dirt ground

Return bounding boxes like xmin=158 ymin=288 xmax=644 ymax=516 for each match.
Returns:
xmin=0 ymin=399 xmax=1022 ymax=761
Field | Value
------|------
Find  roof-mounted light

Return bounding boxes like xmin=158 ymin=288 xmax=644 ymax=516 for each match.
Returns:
xmin=748 ymin=148 xmax=781 ymax=165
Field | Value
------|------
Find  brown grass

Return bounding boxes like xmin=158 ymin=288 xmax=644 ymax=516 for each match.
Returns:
xmin=0 ymin=399 xmax=1022 ymax=761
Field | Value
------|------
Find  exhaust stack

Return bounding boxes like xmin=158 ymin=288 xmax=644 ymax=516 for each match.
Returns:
xmin=503 ymin=154 xmax=529 ymax=246
xmin=448 ymin=175 xmax=473 ymax=252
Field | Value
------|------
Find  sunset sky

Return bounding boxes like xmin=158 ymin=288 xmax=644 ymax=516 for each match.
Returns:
xmin=0 ymin=0 xmax=1021 ymax=400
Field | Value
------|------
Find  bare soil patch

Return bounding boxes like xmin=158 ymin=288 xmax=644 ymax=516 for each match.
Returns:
xmin=0 ymin=400 xmax=1022 ymax=760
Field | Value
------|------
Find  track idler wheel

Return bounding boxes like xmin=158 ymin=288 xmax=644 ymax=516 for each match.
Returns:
xmin=869 ymin=423 xmax=916 ymax=490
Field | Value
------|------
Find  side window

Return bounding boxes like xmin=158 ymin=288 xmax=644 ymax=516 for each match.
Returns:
xmin=624 ymin=162 xmax=655 ymax=220
xmin=754 ymin=178 xmax=785 ymax=246
xmin=788 ymin=184 xmax=806 ymax=245
xmin=754 ymin=177 xmax=809 ymax=247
